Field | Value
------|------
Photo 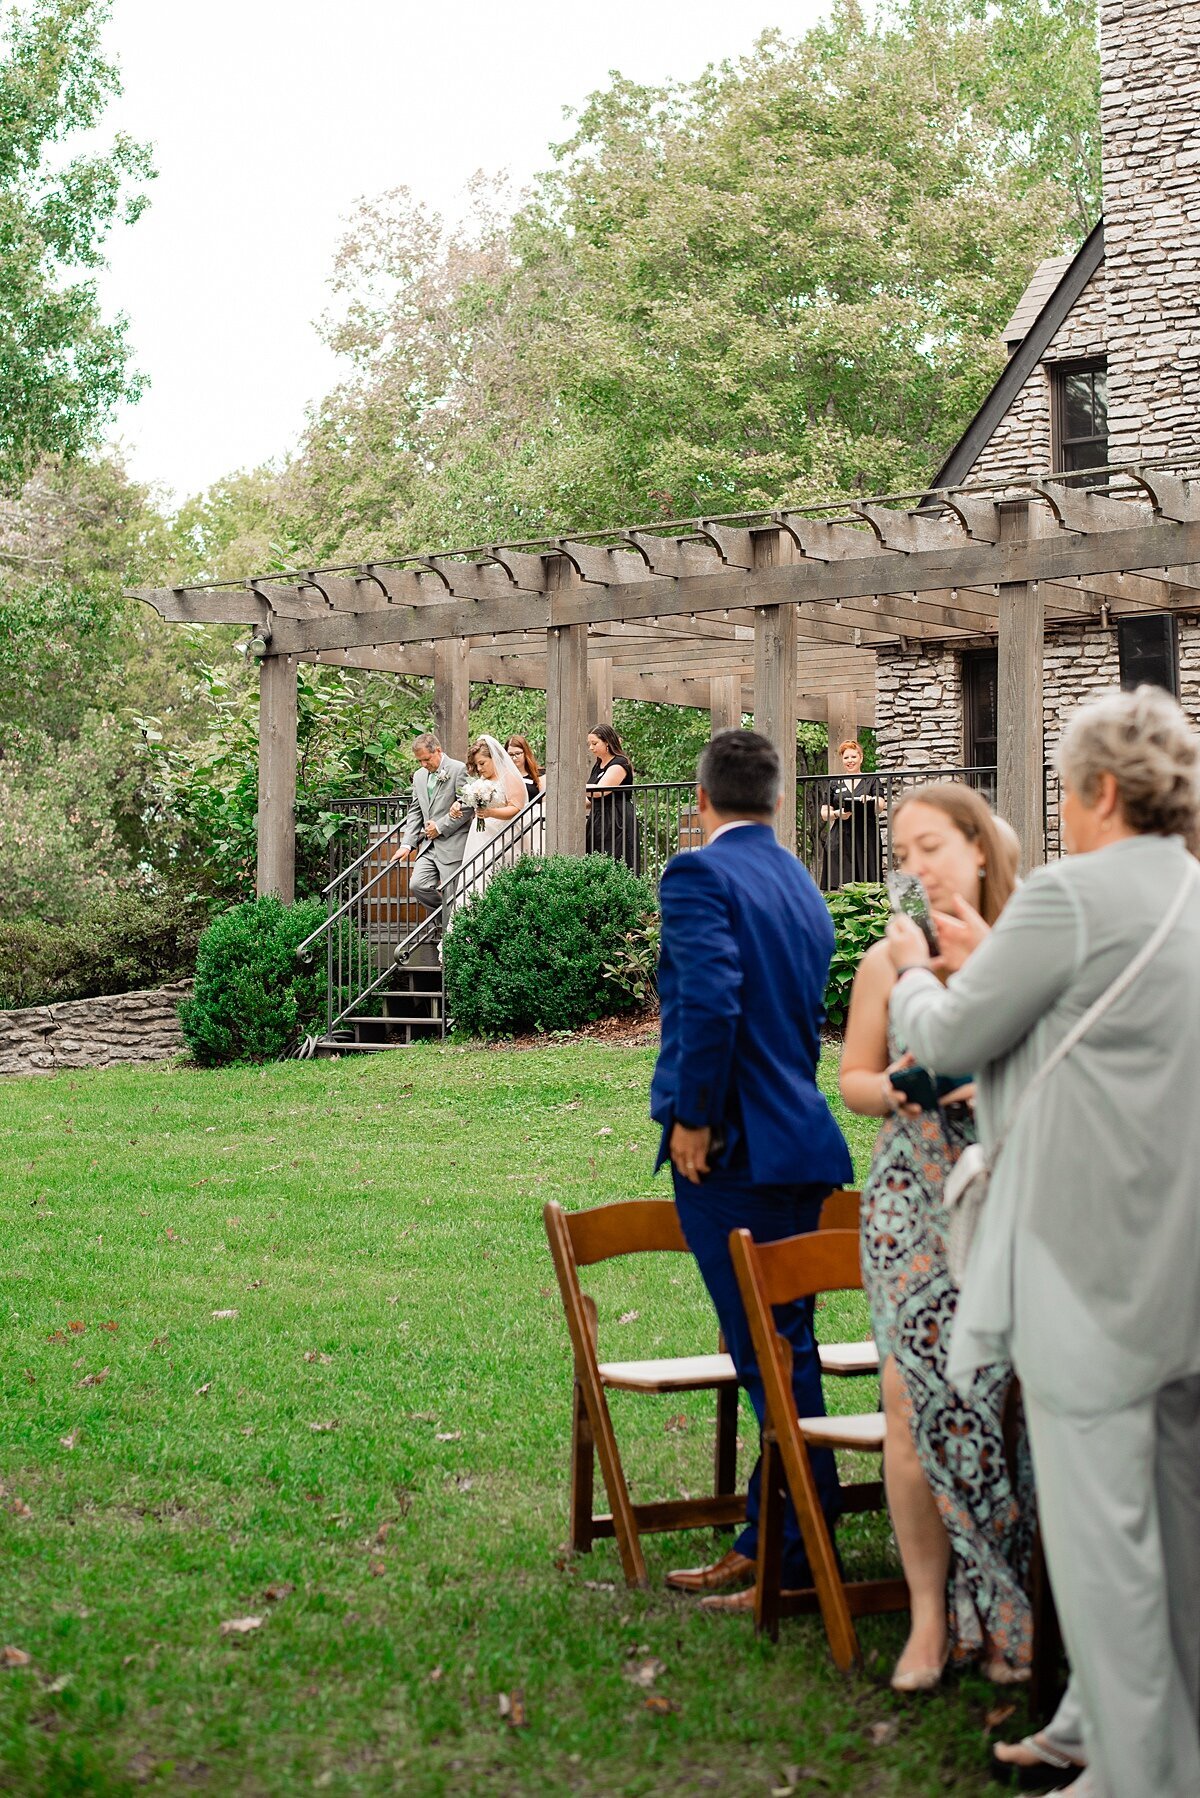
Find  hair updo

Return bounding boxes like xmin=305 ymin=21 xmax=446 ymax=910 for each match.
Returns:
xmin=1057 ymin=686 xmax=1200 ymax=850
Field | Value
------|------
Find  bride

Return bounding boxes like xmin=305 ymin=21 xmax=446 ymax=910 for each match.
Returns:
xmin=449 ymin=734 xmax=530 ymax=904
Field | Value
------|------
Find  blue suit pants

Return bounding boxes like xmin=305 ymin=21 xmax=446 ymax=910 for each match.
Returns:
xmin=672 ymin=1167 xmax=840 ymax=1587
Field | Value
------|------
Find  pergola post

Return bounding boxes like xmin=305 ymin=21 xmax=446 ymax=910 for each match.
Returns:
xmin=545 ymin=622 xmax=590 ymax=857
xmin=432 ymin=639 xmax=470 ymax=761
xmin=826 ymin=691 xmax=859 ymax=770
xmin=257 ymin=652 xmax=298 ymax=902
xmin=709 ymin=674 xmax=742 ymax=736
xmin=754 ymin=610 xmax=798 ymax=851
xmin=587 ymin=656 xmax=613 ymax=728
xmin=997 ymin=501 xmax=1045 ymax=870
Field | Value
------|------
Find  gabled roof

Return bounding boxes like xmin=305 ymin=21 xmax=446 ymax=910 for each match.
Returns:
xmin=928 ymin=220 xmax=1106 ymax=493
xmin=1001 ymin=253 xmax=1077 ymax=347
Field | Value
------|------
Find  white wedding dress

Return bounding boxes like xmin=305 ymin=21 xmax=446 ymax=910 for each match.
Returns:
xmin=454 ymin=736 xmax=530 ymax=907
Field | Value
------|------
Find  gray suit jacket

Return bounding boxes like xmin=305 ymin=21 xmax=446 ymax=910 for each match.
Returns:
xmin=400 ymin=758 xmax=470 ymax=882
xmin=892 ymin=834 xmax=1200 ymax=1416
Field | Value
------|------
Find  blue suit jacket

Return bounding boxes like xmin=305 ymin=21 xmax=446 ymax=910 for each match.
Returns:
xmin=650 ymin=823 xmax=852 ymax=1189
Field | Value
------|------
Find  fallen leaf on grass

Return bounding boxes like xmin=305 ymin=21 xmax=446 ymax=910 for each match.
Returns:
xmin=1 ymin=1647 xmax=32 ymax=1667
xmin=866 ymin=1720 xmax=899 ymax=1747
xmin=195 ymin=1382 xmax=211 ymax=1397
xmin=46 ymin=1331 xmax=68 ymax=1345
xmin=538 ymin=1285 xmax=555 ymax=1298
xmin=428 ymin=1666 xmax=443 ymax=1682
xmin=218 ymin=1616 xmax=264 ymax=1637
xmin=67 ymin=1321 xmax=86 ymax=1335
xmin=408 ymin=1410 xmax=437 ymax=1423
xmin=43 ymin=1673 xmax=71 ymax=1693
xmin=625 ymin=1657 xmax=666 ymax=1689
xmin=386 ymin=1295 xmax=400 ymax=1306
xmin=303 ymin=1351 xmax=333 ymax=1364
xmin=583 ymin=1579 xmax=615 ymax=1592
xmin=263 ymin=1581 xmax=294 ymax=1603
xmin=309 ymin=1420 xmax=338 ymax=1433
xmin=644 ymin=1695 xmax=679 ymax=1715
xmin=497 ymin=1690 xmax=527 ymax=1726
xmin=211 ymin=1309 xmax=239 ymax=1320
xmin=369 ymin=1559 xmax=386 ymax=1577
xmin=617 ymin=1311 xmax=640 ymax=1326
xmin=375 ymin=1522 xmax=392 ymax=1544
xmin=100 ymin=1321 xmax=118 ymax=1334
xmin=435 ymin=1431 xmax=461 ymax=1443
xmin=984 ymin=1702 xmax=1018 ymax=1732
xmin=248 ymin=1279 xmax=263 ymax=1290
xmin=150 ymin=1335 xmax=168 ymax=1350
xmin=76 ymin=1368 xmax=109 ymax=1388
xmin=664 ymin=1414 xmax=688 ymax=1433
xmin=22 ymin=1368 xmax=34 ymax=1386
xmin=59 ymin=1431 xmax=79 ymax=1451
xmin=596 ymin=1127 xmax=614 ymax=1137
xmin=165 ymin=1228 xmax=177 ymax=1241
xmin=9 ymin=1500 xmax=32 ymax=1519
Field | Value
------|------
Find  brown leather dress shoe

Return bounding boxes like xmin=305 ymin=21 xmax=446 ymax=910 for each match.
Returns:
xmin=664 ymin=1548 xmax=756 ymax=1594
xmin=700 ymin=1582 xmax=811 ymax=1614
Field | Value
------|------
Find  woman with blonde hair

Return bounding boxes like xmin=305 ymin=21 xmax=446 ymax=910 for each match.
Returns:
xmin=841 ymin=783 xmax=1032 ymax=1691
xmin=886 ymin=688 xmax=1200 ymax=1797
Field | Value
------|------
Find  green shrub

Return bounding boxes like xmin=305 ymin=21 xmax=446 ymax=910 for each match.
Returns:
xmin=444 ymin=855 xmax=656 ymax=1037
xmin=823 ymin=882 xmax=889 ymax=1029
xmin=179 ymin=896 xmax=329 ymax=1066
xmin=0 ymin=889 xmax=207 ymax=1010
xmin=602 ymin=912 xmax=661 ymax=1008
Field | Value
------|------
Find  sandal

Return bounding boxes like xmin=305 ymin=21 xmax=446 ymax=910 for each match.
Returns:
xmin=993 ymin=1733 xmax=1087 ymax=1790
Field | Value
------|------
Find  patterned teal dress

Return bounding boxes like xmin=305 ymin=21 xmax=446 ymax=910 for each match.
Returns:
xmin=860 ymin=1043 xmax=1034 ymax=1670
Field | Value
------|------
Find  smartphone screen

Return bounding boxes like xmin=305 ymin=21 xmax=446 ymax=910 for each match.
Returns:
xmin=885 ymin=871 xmax=940 ymax=955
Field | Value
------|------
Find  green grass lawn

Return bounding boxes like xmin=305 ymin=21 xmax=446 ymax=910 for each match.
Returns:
xmin=1 ymin=1044 xmax=1024 ymax=1797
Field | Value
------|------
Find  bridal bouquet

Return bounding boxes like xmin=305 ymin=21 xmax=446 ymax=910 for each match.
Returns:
xmin=460 ymin=777 xmax=504 ymax=828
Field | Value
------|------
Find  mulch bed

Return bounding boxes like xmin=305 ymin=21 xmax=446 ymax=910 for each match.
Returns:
xmin=481 ymin=1008 xmax=660 ymax=1052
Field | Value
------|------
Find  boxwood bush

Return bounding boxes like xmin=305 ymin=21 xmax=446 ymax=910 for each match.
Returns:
xmin=0 ymin=890 xmax=206 ymax=1010
xmin=179 ymin=895 xmax=329 ymax=1066
xmin=823 ymin=881 xmax=889 ymax=1028
xmin=444 ymin=855 xmax=656 ymax=1037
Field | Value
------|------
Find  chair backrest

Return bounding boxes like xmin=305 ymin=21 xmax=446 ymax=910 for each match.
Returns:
xmin=730 ymin=1227 xmax=863 ymax=1311
xmin=552 ymin=1198 xmax=689 ymax=1268
xmin=818 ymin=1187 xmax=860 ymax=1232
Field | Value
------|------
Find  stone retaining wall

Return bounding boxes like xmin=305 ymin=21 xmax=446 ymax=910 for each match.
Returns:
xmin=0 ymin=981 xmax=191 ymax=1077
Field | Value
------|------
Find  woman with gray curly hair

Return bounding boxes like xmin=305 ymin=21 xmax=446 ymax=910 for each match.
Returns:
xmin=883 ymin=685 xmax=1200 ymax=1798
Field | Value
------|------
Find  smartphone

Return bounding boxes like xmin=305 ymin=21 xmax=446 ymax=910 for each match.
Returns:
xmin=889 ymin=1067 xmax=973 ymax=1111
xmin=886 ymin=871 xmax=940 ymax=956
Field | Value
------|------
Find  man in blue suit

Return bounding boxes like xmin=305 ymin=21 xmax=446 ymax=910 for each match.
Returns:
xmin=652 ymin=729 xmax=852 ymax=1607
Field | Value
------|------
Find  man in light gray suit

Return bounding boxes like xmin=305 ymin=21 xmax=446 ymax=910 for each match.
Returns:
xmin=393 ymin=732 xmax=470 ymax=917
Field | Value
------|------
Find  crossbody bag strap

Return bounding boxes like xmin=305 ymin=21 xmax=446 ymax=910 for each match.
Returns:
xmin=986 ymin=859 xmax=1197 ymax=1170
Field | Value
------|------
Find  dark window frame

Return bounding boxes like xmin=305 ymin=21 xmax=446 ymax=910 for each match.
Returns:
xmin=962 ymin=648 xmax=999 ymax=770
xmin=1117 ymin=613 xmax=1179 ymax=697
xmin=1050 ymin=356 xmax=1109 ymax=476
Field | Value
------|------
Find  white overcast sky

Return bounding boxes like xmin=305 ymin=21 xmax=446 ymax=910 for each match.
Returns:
xmin=93 ymin=0 xmax=828 ymax=503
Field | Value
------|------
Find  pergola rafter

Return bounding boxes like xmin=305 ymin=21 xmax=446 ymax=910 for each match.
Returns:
xmin=129 ymin=461 xmax=1200 ymax=899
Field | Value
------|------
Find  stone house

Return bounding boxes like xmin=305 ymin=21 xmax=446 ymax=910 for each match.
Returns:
xmin=874 ymin=0 xmax=1200 ymax=802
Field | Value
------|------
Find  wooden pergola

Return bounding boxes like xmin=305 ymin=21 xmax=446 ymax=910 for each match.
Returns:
xmin=130 ymin=463 xmax=1200 ymax=901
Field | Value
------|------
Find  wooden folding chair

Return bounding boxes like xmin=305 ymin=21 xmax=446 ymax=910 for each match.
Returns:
xmin=730 ymin=1225 xmax=908 ymax=1670
xmin=543 ymin=1190 xmax=875 ymax=1589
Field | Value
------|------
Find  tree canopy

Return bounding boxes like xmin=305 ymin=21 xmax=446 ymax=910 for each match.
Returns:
xmin=287 ymin=0 xmax=1101 ymax=564
xmin=0 ymin=0 xmax=153 ymax=489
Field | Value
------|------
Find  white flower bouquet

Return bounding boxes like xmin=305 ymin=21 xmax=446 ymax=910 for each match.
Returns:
xmin=460 ymin=776 xmax=503 ymax=828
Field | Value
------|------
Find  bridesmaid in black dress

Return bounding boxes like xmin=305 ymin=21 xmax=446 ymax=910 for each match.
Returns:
xmin=585 ymin=724 xmax=639 ymax=871
xmin=820 ymin=737 xmax=886 ymax=888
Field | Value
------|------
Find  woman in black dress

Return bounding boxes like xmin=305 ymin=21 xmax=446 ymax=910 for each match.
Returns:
xmin=820 ymin=737 xmax=886 ymax=888
xmin=585 ymin=724 xmax=639 ymax=871
xmin=507 ymin=733 xmax=545 ymax=853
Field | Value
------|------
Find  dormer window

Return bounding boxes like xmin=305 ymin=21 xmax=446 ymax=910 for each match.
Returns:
xmin=1052 ymin=359 xmax=1108 ymax=476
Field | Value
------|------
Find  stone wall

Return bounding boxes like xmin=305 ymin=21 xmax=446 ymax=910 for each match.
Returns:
xmin=970 ymin=265 xmax=1109 ymax=486
xmin=1100 ymin=0 xmax=1200 ymax=463
xmin=874 ymin=646 xmax=963 ymax=767
xmin=0 ymin=981 xmax=190 ymax=1078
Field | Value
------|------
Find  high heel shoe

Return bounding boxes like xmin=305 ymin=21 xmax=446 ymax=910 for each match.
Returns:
xmin=890 ymin=1648 xmax=949 ymax=1693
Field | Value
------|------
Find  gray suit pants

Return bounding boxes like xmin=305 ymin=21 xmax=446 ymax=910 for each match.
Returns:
xmin=1026 ymin=1374 xmax=1200 ymax=1798
xmin=408 ymin=852 xmax=442 ymax=914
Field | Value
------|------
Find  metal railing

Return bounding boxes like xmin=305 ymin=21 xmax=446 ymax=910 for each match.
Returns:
xmin=320 ymin=765 xmax=1060 ymax=916
xmin=298 ymin=794 xmax=547 ymax=1040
